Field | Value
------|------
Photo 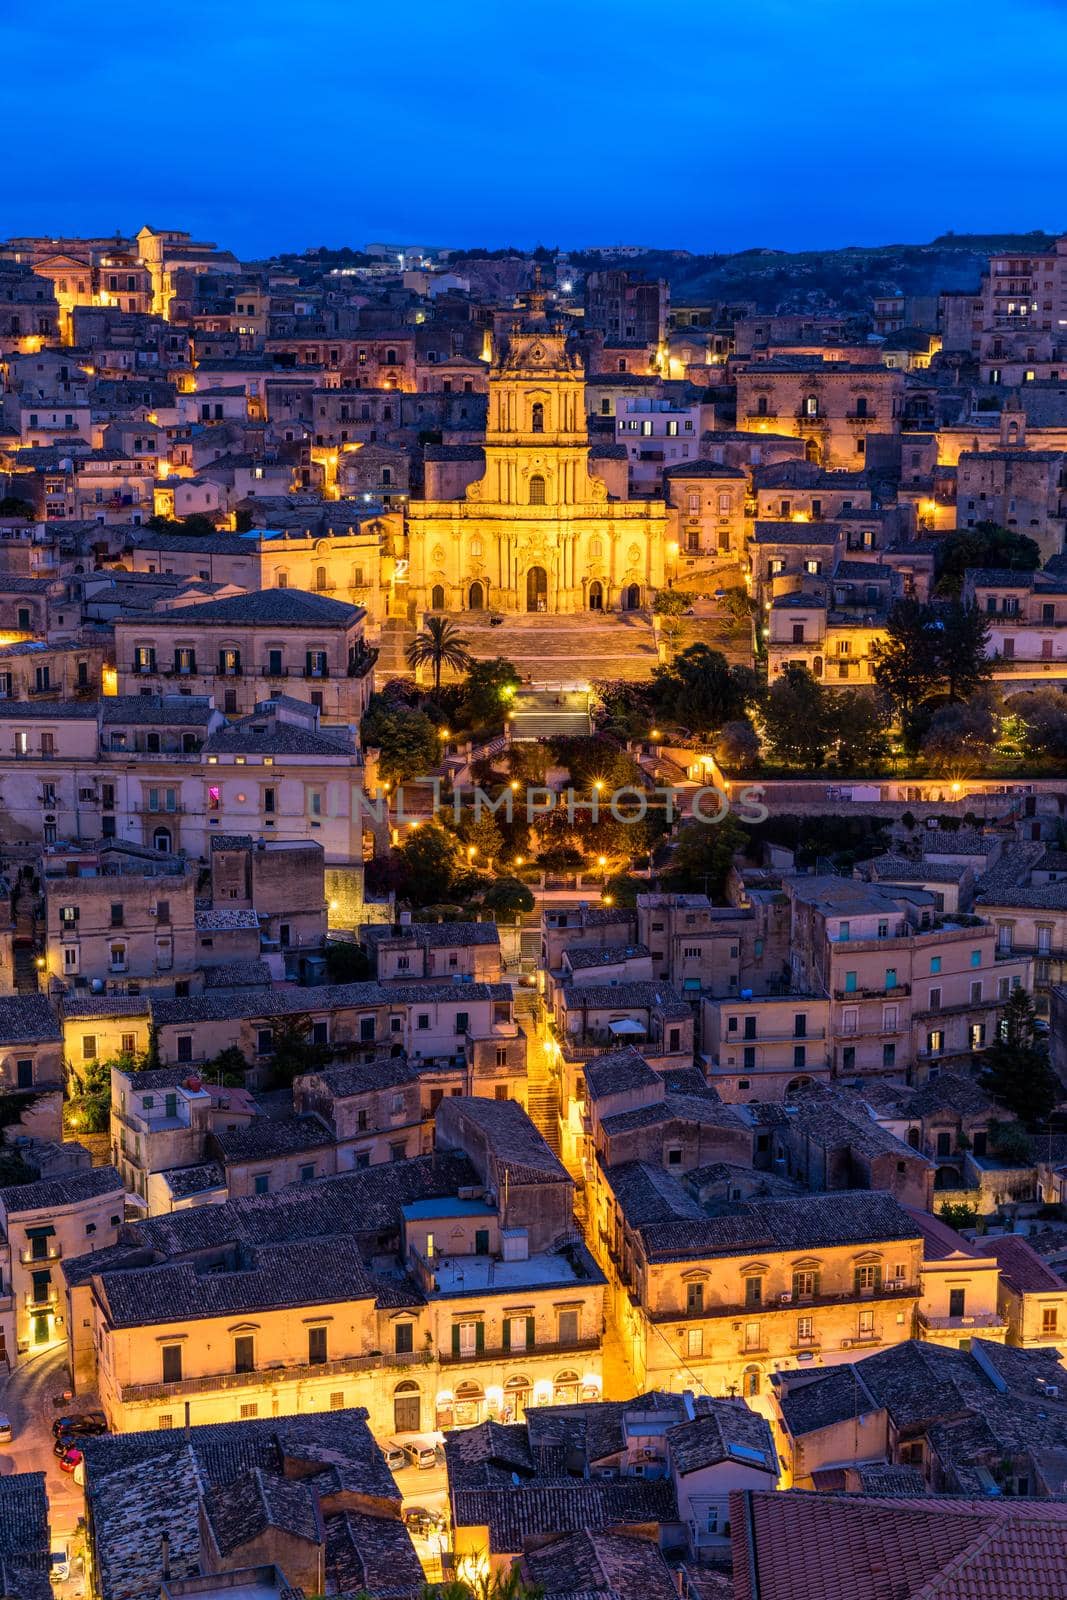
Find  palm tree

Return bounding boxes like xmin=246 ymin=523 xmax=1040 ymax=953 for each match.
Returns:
xmin=406 ymin=616 xmax=472 ymax=692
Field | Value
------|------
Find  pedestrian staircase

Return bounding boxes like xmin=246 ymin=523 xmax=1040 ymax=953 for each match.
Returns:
xmin=514 ymin=986 xmax=563 ymax=1155
xmin=13 ymin=899 xmax=39 ymax=994
xmin=444 ymin=612 xmax=660 ymax=688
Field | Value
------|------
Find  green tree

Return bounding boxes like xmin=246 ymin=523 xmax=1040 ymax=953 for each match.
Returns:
xmin=934 ymin=521 xmax=1041 ymax=597
xmin=362 ymin=696 xmax=441 ymax=785
xmin=988 ymin=1119 xmax=1034 ymax=1165
xmin=652 ymin=589 xmax=695 ymax=617
xmin=937 ymin=601 xmax=992 ymax=702
xmin=405 ymin=616 xmax=472 ymax=693
xmin=920 ymin=692 xmax=999 ymax=775
xmin=480 ymin=876 xmax=535 ymax=918
xmin=713 ymin=718 xmax=761 ymax=774
xmin=652 ymin=644 xmax=755 ymax=734
xmin=762 ymin=664 xmax=834 ymax=768
xmin=662 ymin=811 xmax=748 ymax=899
xmin=978 ymin=988 xmax=1060 ymax=1126
xmin=460 ymin=658 xmax=521 ymax=735
xmin=0 ymin=495 xmax=34 ymax=518
xmin=65 ymin=1051 xmax=142 ymax=1133
xmin=937 ymin=1200 xmax=979 ymax=1231
xmin=456 ymin=806 xmax=504 ymax=865
xmin=268 ymin=1017 xmax=333 ymax=1088
xmin=1006 ymin=688 xmax=1067 ymax=760
xmin=830 ymin=690 xmax=890 ymax=772
xmin=397 ymin=822 xmax=461 ymax=905
xmin=871 ymin=599 xmax=944 ymax=732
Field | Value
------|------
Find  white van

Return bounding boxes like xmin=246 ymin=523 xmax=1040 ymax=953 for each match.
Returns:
xmin=383 ymin=1440 xmax=407 ymax=1472
xmin=402 ymin=1434 xmax=439 ymax=1470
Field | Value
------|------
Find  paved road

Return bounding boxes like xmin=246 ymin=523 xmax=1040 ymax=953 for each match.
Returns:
xmin=0 ymin=1346 xmax=86 ymax=1549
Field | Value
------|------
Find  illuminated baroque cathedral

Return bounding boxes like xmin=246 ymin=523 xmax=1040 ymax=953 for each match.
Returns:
xmin=406 ymin=293 xmax=667 ymax=615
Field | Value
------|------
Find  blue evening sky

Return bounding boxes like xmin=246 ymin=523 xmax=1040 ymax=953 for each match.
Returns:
xmin=7 ymin=0 xmax=1066 ymax=257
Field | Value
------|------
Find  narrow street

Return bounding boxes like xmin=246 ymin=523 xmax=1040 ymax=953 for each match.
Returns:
xmin=0 ymin=1346 xmax=87 ymax=1555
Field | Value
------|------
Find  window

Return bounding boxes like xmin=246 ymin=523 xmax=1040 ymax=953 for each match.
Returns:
xmin=1042 ymin=1307 xmax=1058 ymax=1335
xmin=161 ymin=1345 xmax=182 ymax=1384
xmin=797 ymin=1314 xmax=814 ymax=1344
xmin=792 ymin=1269 xmax=820 ymax=1301
xmin=234 ymin=1335 xmax=254 ymax=1373
xmin=971 ymin=947 xmax=982 ymax=967
xmin=687 ymin=1328 xmax=703 ymax=1357
xmin=453 ymin=1321 xmax=483 ymax=1357
xmin=949 ymin=1288 xmax=966 ymax=1319
xmin=858 ymin=1309 xmax=875 ymax=1340
xmin=558 ymin=1308 xmax=579 ymax=1345
xmin=745 ymin=1276 xmax=763 ymax=1308
xmin=239 ymin=1403 xmax=258 ymax=1419
xmin=82 ymin=1035 xmax=97 ymax=1062
xmin=308 ymin=1326 xmax=328 ymax=1364
xmin=395 ymin=1321 xmax=414 ymax=1354
xmin=16 ymin=1059 xmax=32 ymax=1089
xmin=687 ymin=1281 xmax=704 ymax=1314
xmin=531 ymin=401 xmax=544 ymax=433
xmin=529 ymin=474 xmax=546 ymax=505
xmin=854 ymin=1263 xmax=882 ymax=1294
xmin=254 ymin=1173 xmax=270 ymax=1195
xmin=930 ymin=956 xmax=941 ymax=974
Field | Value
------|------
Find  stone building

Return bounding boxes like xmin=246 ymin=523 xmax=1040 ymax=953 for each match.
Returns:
xmin=406 ymin=289 xmax=667 ymax=615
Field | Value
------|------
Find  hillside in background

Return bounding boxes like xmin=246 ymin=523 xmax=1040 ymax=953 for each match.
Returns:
xmin=569 ymin=231 xmax=1064 ymax=312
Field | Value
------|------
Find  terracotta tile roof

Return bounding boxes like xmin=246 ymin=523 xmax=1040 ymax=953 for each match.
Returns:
xmin=731 ymin=1488 xmax=1067 ymax=1600
xmin=984 ymin=1234 xmax=1066 ymax=1294
xmin=523 ymin=1532 xmax=678 ymax=1600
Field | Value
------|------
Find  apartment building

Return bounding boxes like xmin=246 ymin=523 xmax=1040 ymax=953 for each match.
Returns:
xmin=766 ymin=561 xmax=900 ymax=688
xmin=701 ymin=992 xmax=832 ymax=1101
xmin=0 ymin=1164 xmax=124 ymax=1365
xmin=148 ymin=978 xmax=523 ymax=1082
xmin=772 ymin=1336 xmax=1067 ymax=1498
xmin=359 ymin=920 xmax=502 ymax=983
xmin=43 ymin=842 xmax=197 ymax=994
xmin=594 ymin=1178 xmax=924 ymax=1399
xmin=785 ymin=877 xmax=1032 ymax=1081
xmin=663 ymin=461 xmax=747 ymax=564
xmin=72 ymin=1101 xmax=603 ymax=1439
xmin=0 ymin=996 xmax=64 ymax=1140
xmin=109 ymin=1060 xmax=259 ymax=1211
xmin=736 ymin=360 xmax=904 ymax=469
xmin=113 ymin=588 xmax=376 ymax=723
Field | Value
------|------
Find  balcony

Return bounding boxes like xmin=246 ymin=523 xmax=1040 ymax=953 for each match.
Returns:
xmin=833 ymin=982 xmax=911 ymax=1001
xmin=648 ymin=1281 xmax=917 ymax=1324
xmin=846 ymin=411 xmax=877 ymax=423
xmin=439 ymin=1335 xmax=599 ymax=1367
xmin=744 ymin=408 xmax=778 ymax=420
xmin=916 ymin=1308 xmax=1007 ymax=1335
xmin=119 ymin=1347 xmax=433 ymax=1403
xmin=303 ymin=668 xmax=331 ymax=681
xmin=19 ymin=1246 xmax=60 ymax=1266
xmin=132 ymin=802 xmax=185 ymax=815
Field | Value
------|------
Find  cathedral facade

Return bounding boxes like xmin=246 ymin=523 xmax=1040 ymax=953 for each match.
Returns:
xmin=405 ymin=307 xmax=667 ymax=615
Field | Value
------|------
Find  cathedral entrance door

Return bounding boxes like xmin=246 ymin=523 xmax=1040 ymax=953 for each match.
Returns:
xmin=622 ymin=583 xmax=641 ymax=610
xmin=588 ymin=581 xmax=603 ymax=611
xmin=526 ymin=566 xmax=548 ymax=612
xmin=468 ymin=581 xmax=485 ymax=610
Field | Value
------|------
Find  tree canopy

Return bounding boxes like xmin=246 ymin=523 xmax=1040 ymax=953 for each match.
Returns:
xmin=652 ymin=644 xmax=757 ymax=734
xmin=934 ymin=521 xmax=1041 ymax=597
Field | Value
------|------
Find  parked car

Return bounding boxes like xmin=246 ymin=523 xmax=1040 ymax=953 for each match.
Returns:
xmin=52 ymin=1411 xmax=107 ymax=1438
xmin=58 ymin=1447 xmax=83 ymax=1474
xmin=404 ymin=1506 xmax=445 ymax=1537
xmin=0 ymin=1414 xmax=12 ymax=1444
xmin=401 ymin=1435 xmax=439 ymax=1470
xmin=383 ymin=1440 xmax=407 ymax=1472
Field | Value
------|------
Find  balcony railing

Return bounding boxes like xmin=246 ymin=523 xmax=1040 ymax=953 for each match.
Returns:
xmin=833 ymin=982 xmax=911 ymax=1000
xmin=439 ymin=1335 xmax=598 ymax=1367
xmin=120 ymin=1347 xmax=433 ymax=1403
xmin=647 ymin=1282 xmax=917 ymax=1324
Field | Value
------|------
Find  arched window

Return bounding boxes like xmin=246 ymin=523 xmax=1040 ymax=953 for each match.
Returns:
xmin=470 ymin=539 xmax=482 ymax=557
xmin=554 ymin=1370 xmax=580 ymax=1403
xmin=352 ymin=566 xmax=364 ymax=587
xmin=529 ymin=475 xmax=546 ymax=506
xmin=531 ymin=401 xmax=544 ymax=433
xmin=315 ymin=565 xmax=328 ymax=591
xmin=803 ymin=393 xmax=819 ymax=417
xmin=854 ymin=396 xmax=869 ymax=418
xmin=688 ymin=492 xmax=700 ymax=513
xmin=718 ymin=492 xmax=732 ymax=513
xmin=153 ymin=827 xmax=172 ymax=853
xmin=743 ymin=1366 xmax=760 ymax=1397
xmin=385 ymin=347 xmax=397 ymax=365
xmin=431 ymin=584 xmax=445 ymax=610
xmin=589 ymin=536 xmax=603 ymax=558
xmin=381 ymin=467 xmax=392 ymax=486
